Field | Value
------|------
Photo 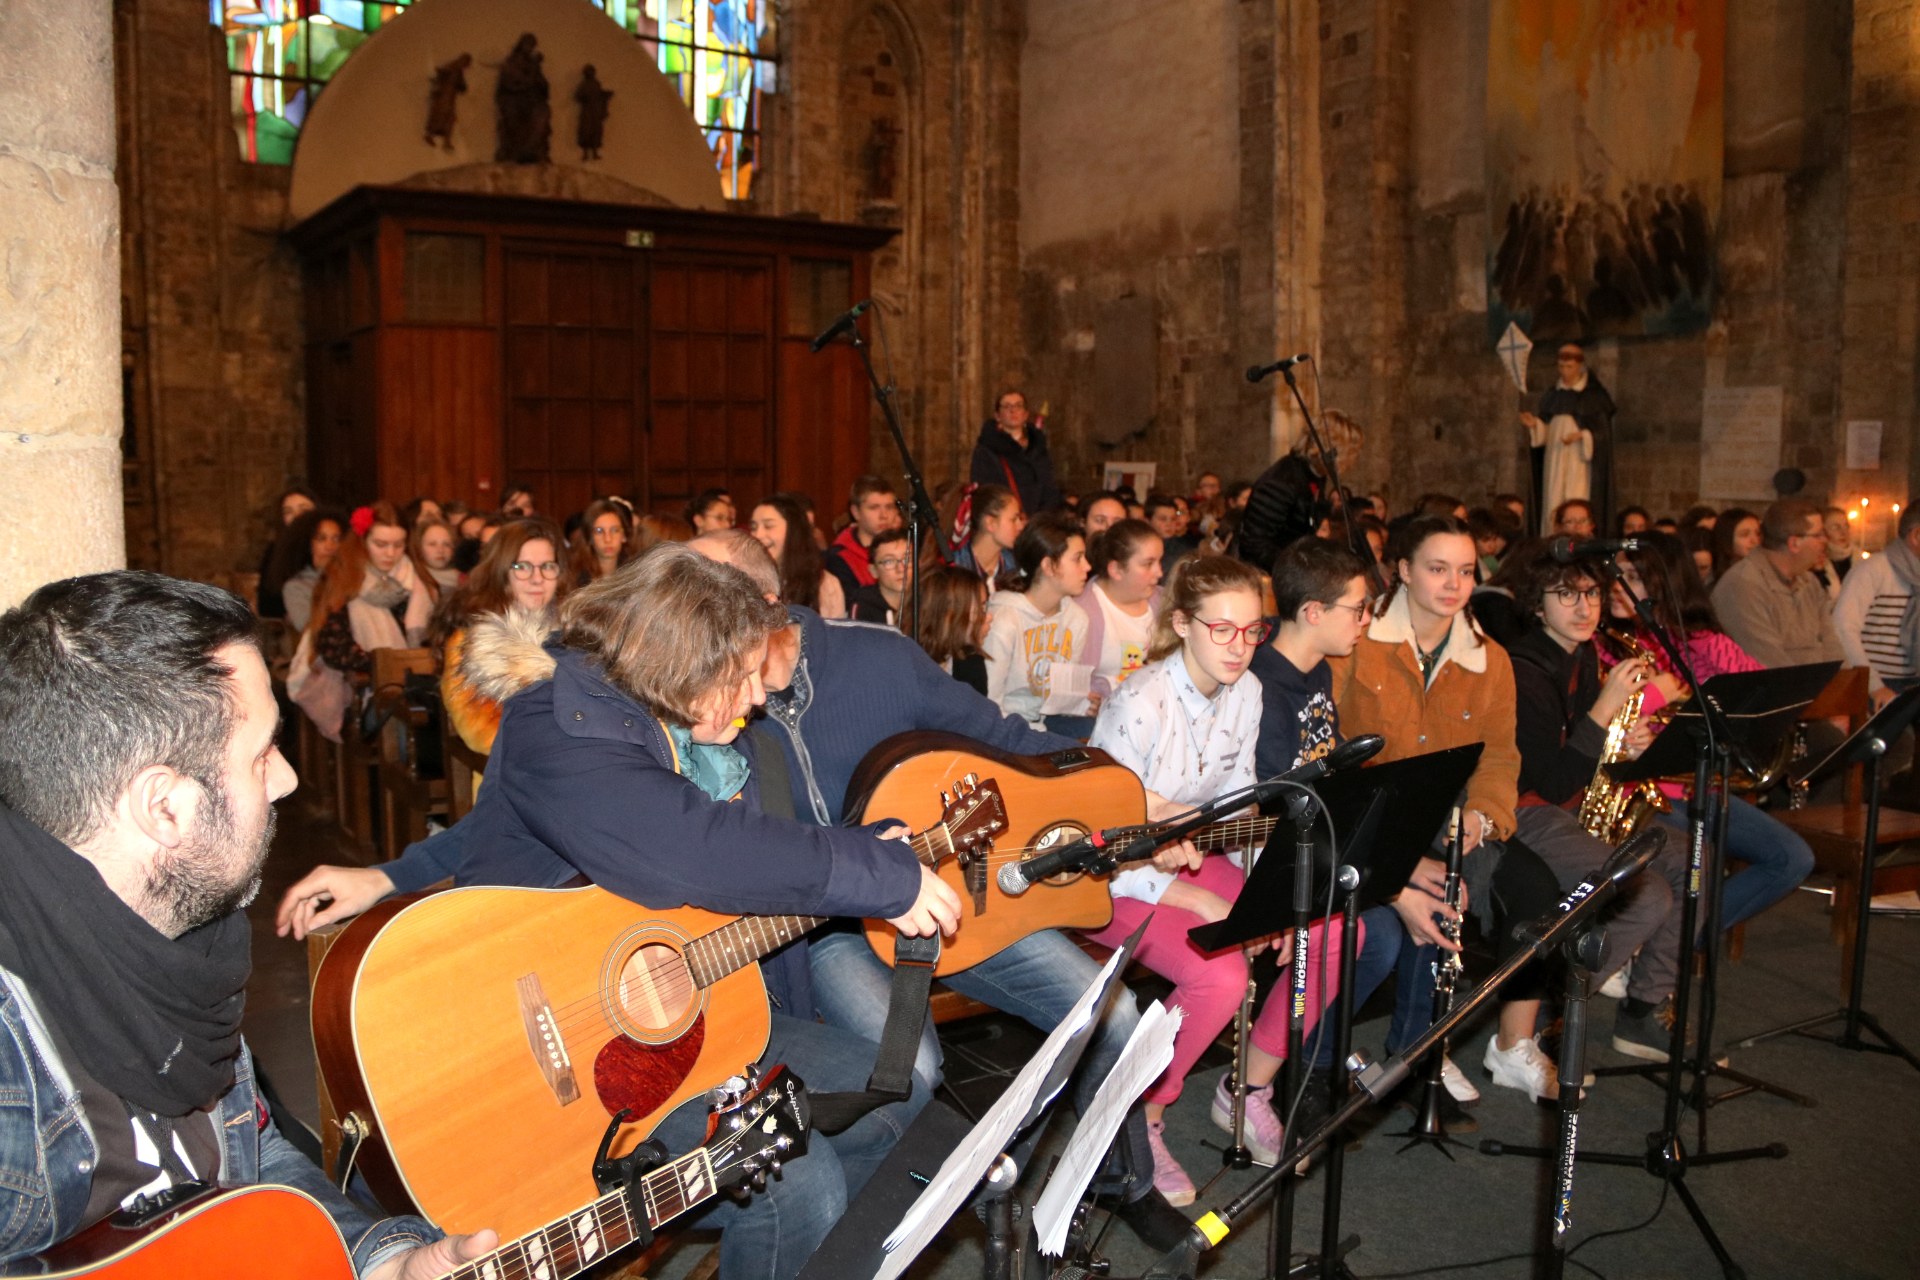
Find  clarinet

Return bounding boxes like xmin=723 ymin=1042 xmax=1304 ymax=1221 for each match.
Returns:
xmin=1221 ymin=974 xmax=1257 ymax=1167
xmin=1432 ymin=805 xmax=1466 ymax=1006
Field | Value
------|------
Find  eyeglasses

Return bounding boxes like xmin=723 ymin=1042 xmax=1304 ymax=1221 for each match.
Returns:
xmin=510 ymin=560 xmax=562 ymax=580
xmin=873 ymin=557 xmax=911 ymax=570
xmin=1552 ymin=586 xmax=1604 ymax=606
xmin=1323 ymin=600 xmax=1373 ymax=623
xmin=1192 ymin=617 xmax=1274 ymax=646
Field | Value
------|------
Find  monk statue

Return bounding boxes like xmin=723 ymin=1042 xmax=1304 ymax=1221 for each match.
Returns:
xmin=575 ymin=65 xmax=614 ymax=161
xmin=424 ymin=53 xmax=470 ymax=149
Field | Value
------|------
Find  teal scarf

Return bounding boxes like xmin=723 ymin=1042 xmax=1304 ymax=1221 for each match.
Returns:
xmin=666 ymin=723 xmax=752 ymax=801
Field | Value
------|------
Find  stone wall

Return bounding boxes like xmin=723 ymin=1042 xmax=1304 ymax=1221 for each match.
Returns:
xmin=117 ymin=1 xmax=307 ymax=581
xmin=0 ymin=0 xmax=124 ymax=607
xmin=1014 ymin=0 xmax=1918 ymax=525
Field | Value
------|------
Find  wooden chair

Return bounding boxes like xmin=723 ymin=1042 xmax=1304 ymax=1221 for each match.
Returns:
xmin=441 ymin=700 xmax=488 ymax=824
xmin=370 ymin=648 xmax=450 ymax=862
xmin=333 ymin=671 xmax=379 ymax=854
xmin=1773 ymin=667 xmax=1920 ymax=997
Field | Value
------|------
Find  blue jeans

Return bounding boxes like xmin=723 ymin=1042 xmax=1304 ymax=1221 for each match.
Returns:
xmin=648 ymin=1012 xmax=925 ymax=1280
xmin=808 ymin=925 xmax=1151 ymax=1197
xmin=1658 ymin=796 xmax=1815 ymax=932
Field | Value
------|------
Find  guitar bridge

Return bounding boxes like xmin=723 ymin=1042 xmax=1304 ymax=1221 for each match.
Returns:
xmin=518 ymin=972 xmax=582 ymax=1106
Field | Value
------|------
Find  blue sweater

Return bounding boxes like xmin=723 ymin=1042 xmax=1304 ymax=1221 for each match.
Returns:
xmin=760 ymin=608 xmax=1077 ymax=825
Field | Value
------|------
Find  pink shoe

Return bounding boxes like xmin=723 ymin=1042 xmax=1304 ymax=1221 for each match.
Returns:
xmin=1145 ymin=1119 xmax=1196 ymax=1206
xmin=1209 ymin=1073 xmax=1284 ymax=1166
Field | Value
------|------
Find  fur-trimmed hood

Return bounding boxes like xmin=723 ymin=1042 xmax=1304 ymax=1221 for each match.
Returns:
xmin=459 ymin=607 xmax=558 ymax=704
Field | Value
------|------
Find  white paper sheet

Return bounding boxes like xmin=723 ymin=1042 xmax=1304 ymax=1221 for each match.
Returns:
xmin=1032 ymin=1000 xmax=1183 ymax=1256
xmin=1042 ymin=661 xmax=1094 ymax=715
xmin=874 ymin=944 xmax=1132 ymax=1280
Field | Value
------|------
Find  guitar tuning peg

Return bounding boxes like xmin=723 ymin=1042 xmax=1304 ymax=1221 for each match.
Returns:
xmin=940 ymin=789 xmax=951 ymax=806
xmin=964 ymin=772 xmax=979 ymax=787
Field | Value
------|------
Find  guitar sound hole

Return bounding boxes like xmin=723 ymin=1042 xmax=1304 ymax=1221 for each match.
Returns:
xmin=1027 ymin=821 xmax=1091 ymax=886
xmin=612 ymin=943 xmax=698 ymax=1042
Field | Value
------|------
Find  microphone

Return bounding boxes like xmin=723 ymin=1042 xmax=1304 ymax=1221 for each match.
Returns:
xmin=1547 ymin=534 xmax=1645 ymax=563
xmin=1246 ymin=354 xmax=1312 ymax=383
xmin=994 ymin=734 xmax=1387 ymax=896
xmin=809 ymin=300 xmax=871 ymax=353
xmin=1245 ymin=734 xmax=1385 ymax=801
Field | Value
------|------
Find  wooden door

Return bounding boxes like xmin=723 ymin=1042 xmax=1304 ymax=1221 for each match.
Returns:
xmin=647 ymin=255 xmax=775 ymax=517
xmin=502 ymin=246 xmax=645 ymax=520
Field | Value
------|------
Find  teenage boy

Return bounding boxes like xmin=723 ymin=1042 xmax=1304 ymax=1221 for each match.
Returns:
xmin=1507 ymin=555 xmax=1689 ymax=1059
xmin=824 ymin=475 xmax=903 ymax=596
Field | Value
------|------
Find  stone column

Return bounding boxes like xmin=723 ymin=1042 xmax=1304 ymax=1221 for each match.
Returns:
xmin=0 ymin=1 xmax=123 ymax=608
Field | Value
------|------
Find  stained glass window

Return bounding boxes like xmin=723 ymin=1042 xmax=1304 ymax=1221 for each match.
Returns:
xmin=211 ymin=0 xmax=774 ymax=196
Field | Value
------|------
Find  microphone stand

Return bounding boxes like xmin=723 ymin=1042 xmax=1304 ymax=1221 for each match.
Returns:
xmin=1263 ymin=784 xmax=1322 ymax=1278
xmin=1128 ymin=839 xmax=1658 ymax=1280
xmin=1267 ymin=362 xmax=1380 ymax=590
xmin=833 ymin=310 xmax=939 ymax=638
xmin=1483 ymin=559 xmax=1790 ymax=1280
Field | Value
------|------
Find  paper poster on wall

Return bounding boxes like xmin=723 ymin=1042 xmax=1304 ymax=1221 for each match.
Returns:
xmin=1699 ymin=386 xmax=1783 ymax=502
xmin=1846 ymin=421 xmax=1884 ymax=471
xmin=1101 ymin=462 xmax=1157 ymax=497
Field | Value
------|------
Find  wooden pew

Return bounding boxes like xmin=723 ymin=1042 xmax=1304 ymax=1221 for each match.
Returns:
xmin=369 ymin=648 xmax=450 ymax=862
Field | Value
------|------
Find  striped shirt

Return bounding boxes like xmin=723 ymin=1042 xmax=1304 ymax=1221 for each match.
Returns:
xmin=1833 ymin=553 xmax=1917 ymax=690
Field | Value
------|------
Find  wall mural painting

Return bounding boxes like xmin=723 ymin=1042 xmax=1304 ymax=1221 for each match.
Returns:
xmin=1486 ymin=0 xmax=1725 ymax=343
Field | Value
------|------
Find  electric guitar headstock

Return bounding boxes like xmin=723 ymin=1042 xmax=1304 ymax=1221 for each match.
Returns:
xmin=701 ymin=1066 xmax=811 ymax=1197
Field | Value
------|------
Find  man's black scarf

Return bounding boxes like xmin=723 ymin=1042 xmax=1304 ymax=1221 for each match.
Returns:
xmin=0 ymin=804 xmax=249 ymax=1117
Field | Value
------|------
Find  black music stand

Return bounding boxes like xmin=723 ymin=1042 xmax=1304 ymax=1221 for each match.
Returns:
xmin=1189 ymin=745 xmax=1483 ymax=1280
xmin=1730 ymin=684 xmax=1920 ymax=1072
xmin=1484 ymin=662 xmax=1831 ymax=1280
xmin=1600 ymin=660 xmax=1836 ymax=1114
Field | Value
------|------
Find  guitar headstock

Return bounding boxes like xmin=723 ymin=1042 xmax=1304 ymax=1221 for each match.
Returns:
xmin=941 ymin=774 xmax=1008 ymax=853
xmin=703 ymin=1066 xmax=811 ymax=1196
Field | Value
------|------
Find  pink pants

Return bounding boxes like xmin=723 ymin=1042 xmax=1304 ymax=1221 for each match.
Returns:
xmin=1083 ymin=857 xmax=1358 ymax=1107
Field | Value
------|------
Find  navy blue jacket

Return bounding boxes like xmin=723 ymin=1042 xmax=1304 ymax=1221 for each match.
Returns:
xmin=760 ymin=609 xmax=1077 ymax=825
xmin=441 ymin=644 xmax=924 ymax=1012
xmin=970 ymin=420 xmax=1061 ymax=515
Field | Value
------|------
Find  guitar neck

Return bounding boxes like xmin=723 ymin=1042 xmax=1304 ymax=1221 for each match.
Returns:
xmin=1105 ymin=813 xmax=1280 ymax=860
xmin=683 ymin=913 xmax=825 ymax=987
xmin=447 ymin=1147 xmax=718 ymax=1280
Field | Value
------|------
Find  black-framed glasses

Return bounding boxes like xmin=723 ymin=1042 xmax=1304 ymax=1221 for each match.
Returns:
xmin=510 ymin=560 xmax=562 ymax=580
xmin=1552 ymin=586 xmax=1604 ymax=606
xmin=1192 ymin=617 xmax=1273 ymax=646
xmin=1323 ymin=599 xmax=1373 ymax=622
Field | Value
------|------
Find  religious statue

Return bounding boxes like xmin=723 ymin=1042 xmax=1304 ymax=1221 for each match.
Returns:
xmin=1519 ymin=341 xmax=1616 ymax=533
xmin=494 ymin=33 xmax=551 ymax=165
xmin=424 ymin=53 xmax=470 ymax=149
xmin=863 ymin=116 xmax=899 ymax=204
xmin=574 ymin=65 xmax=614 ymax=161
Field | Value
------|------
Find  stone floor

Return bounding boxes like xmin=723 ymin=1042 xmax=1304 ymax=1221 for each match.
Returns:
xmin=245 ymin=792 xmax=1920 ymax=1279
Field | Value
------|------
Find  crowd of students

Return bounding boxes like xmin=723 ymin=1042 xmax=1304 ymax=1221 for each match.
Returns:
xmin=40 ymin=383 xmax=1883 ymax=1277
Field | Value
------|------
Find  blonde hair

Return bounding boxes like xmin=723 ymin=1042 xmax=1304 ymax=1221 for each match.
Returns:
xmin=560 ymin=543 xmax=787 ymax=726
xmin=1147 ymin=554 xmax=1265 ymax=662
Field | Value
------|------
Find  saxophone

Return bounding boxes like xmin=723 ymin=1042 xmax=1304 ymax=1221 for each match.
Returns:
xmin=1578 ymin=626 xmax=1670 ymax=842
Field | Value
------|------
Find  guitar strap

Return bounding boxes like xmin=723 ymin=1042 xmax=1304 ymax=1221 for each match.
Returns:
xmin=741 ymin=728 xmax=937 ymax=1135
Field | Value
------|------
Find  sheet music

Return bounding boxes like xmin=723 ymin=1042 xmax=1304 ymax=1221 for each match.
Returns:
xmin=875 ymin=943 xmax=1133 ymax=1280
xmin=1042 ymin=661 xmax=1093 ymax=715
xmin=1032 ymin=1000 xmax=1183 ymax=1256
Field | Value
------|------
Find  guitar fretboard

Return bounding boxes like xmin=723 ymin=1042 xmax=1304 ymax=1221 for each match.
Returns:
xmin=679 ymin=817 xmax=957 ymax=988
xmin=1101 ymin=813 xmax=1280 ymax=858
xmin=684 ymin=914 xmax=825 ymax=988
xmin=448 ymin=1147 xmax=715 ymax=1280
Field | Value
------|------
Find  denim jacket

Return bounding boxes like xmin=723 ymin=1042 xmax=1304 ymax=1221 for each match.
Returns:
xmin=0 ymin=966 xmax=440 ymax=1274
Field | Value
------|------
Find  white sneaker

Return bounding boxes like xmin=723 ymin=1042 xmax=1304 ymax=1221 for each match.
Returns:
xmin=1599 ymin=963 xmax=1630 ymax=1000
xmin=1439 ymin=1053 xmax=1480 ymax=1105
xmin=1483 ymin=1033 xmax=1560 ymax=1103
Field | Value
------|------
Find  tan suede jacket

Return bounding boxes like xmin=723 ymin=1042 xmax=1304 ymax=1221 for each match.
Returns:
xmin=1329 ymin=591 xmax=1520 ymax=839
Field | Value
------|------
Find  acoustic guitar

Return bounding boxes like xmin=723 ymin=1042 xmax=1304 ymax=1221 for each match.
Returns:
xmin=17 ymin=1069 xmax=808 ymax=1279
xmin=846 ymin=731 xmax=1152 ymax=976
xmin=310 ymin=783 xmax=1004 ymax=1239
